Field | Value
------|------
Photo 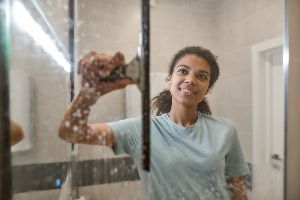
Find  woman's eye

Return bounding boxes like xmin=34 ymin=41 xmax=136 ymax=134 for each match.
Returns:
xmin=177 ymin=68 xmax=188 ymax=74
xmin=197 ymin=74 xmax=208 ymax=80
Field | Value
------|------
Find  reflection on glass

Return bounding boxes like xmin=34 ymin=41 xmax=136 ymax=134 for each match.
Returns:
xmin=12 ymin=1 xmax=70 ymax=72
xmin=10 ymin=0 xmax=70 ymax=199
xmin=8 ymin=0 xmax=285 ymax=200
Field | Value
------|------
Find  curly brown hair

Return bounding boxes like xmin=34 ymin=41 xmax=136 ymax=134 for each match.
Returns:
xmin=151 ymin=46 xmax=220 ymax=116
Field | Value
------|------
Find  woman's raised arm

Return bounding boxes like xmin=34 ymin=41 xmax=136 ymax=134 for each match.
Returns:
xmin=58 ymin=51 xmax=133 ymax=146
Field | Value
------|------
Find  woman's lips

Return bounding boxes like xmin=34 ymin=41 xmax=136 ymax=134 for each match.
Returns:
xmin=181 ymin=88 xmax=193 ymax=95
xmin=178 ymin=86 xmax=197 ymax=95
xmin=178 ymin=83 xmax=198 ymax=95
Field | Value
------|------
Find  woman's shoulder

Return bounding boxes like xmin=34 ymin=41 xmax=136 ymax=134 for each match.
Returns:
xmin=200 ymin=112 xmax=237 ymax=133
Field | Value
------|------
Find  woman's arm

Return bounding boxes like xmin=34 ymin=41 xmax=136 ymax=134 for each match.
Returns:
xmin=58 ymin=90 xmax=115 ymax=146
xmin=58 ymin=51 xmax=133 ymax=146
xmin=10 ymin=120 xmax=24 ymax=145
xmin=226 ymin=176 xmax=248 ymax=200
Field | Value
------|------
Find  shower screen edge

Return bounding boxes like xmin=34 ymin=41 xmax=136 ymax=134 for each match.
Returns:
xmin=0 ymin=0 xmax=12 ymax=199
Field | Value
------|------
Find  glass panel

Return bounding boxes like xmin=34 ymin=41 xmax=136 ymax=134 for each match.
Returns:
xmin=9 ymin=0 xmax=71 ymax=199
xmin=7 ymin=0 xmax=286 ymax=200
xmin=74 ymin=0 xmax=143 ymax=199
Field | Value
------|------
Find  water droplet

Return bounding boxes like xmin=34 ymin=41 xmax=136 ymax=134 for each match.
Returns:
xmin=64 ymin=121 xmax=70 ymax=128
xmin=102 ymin=131 xmax=107 ymax=136
xmin=98 ymin=135 xmax=103 ymax=141
xmin=73 ymin=125 xmax=79 ymax=132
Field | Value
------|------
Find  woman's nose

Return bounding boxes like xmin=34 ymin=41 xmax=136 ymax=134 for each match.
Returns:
xmin=184 ymin=73 xmax=197 ymax=85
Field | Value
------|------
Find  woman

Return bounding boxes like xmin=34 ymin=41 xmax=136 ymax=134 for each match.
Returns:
xmin=59 ymin=46 xmax=249 ymax=200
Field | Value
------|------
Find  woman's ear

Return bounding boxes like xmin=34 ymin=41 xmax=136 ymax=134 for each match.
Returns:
xmin=205 ymin=87 xmax=211 ymax=95
xmin=166 ymin=75 xmax=171 ymax=86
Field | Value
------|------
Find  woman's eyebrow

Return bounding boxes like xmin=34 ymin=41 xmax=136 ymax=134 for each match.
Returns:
xmin=198 ymin=70 xmax=210 ymax=76
xmin=176 ymin=64 xmax=190 ymax=69
xmin=177 ymin=65 xmax=210 ymax=75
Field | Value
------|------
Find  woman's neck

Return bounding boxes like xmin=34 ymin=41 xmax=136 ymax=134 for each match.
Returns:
xmin=168 ymin=106 xmax=198 ymax=127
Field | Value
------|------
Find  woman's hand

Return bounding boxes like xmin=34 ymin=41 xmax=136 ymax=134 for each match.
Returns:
xmin=77 ymin=51 xmax=133 ymax=105
xmin=226 ymin=176 xmax=248 ymax=200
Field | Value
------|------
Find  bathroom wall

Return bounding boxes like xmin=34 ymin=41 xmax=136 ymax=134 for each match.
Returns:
xmin=211 ymin=0 xmax=284 ymax=164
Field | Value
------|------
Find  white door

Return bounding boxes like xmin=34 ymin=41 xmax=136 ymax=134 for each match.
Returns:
xmin=252 ymin=38 xmax=284 ymax=200
xmin=268 ymin=50 xmax=284 ymax=200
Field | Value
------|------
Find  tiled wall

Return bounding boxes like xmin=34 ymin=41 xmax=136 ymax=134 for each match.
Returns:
xmin=210 ymin=0 xmax=284 ymax=164
xmin=150 ymin=0 xmax=217 ymax=73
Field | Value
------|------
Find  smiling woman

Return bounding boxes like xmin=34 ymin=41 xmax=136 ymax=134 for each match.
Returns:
xmin=59 ymin=46 xmax=249 ymax=200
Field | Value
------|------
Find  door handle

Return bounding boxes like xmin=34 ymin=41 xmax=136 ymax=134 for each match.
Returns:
xmin=271 ymin=153 xmax=282 ymax=161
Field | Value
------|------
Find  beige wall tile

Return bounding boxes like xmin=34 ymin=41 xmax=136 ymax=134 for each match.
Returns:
xmin=151 ymin=6 xmax=185 ymax=31
xmin=184 ymin=32 xmax=217 ymax=52
xmin=226 ymin=105 xmax=253 ymax=134
xmin=222 ymin=47 xmax=252 ymax=78
xmin=183 ymin=9 xmax=216 ymax=33
xmin=209 ymin=79 xmax=229 ymax=106
xmin=226 ymin=75 xmax=252 ymax=105
xmin=151 ymin=30 xmax=185 ymax=58
xmin=155 ymin=0 xmax=185 ymax=7
xmin=185 ymin=0 xmax=217 ymax=12
xmin=150 ymin=54 xmax=170 ymax=73
xmin=239 ymin=133 xmax=253 ymax=162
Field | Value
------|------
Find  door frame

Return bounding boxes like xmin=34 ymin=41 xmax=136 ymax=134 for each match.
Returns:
xmin=251 ymin=37 xmax=284 ymax=199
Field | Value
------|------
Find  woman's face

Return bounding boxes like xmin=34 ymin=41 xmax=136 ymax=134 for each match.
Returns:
xmin=167 ymin=54 xmax=211 ymax=108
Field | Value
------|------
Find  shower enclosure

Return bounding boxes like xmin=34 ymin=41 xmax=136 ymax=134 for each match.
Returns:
xmin=1 ymin=0 xmax=300 ymax=199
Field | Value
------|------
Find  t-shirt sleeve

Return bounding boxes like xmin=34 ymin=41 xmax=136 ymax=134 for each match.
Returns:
xmin=106 ymin=118 xmax=141 ymax=156
xmin=225 ymin=126 xmax=250 ymax=178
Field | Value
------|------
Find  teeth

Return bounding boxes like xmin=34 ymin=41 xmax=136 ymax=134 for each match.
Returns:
xmin=181 ymin=88 xmax=192 ymax=94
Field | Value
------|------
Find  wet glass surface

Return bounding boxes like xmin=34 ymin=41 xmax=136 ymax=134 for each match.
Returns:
xmin=6 ymin=0 xmax=286 ymax=200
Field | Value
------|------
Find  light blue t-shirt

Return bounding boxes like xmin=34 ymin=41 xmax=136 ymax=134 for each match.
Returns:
xmin=107 ymin=112 xmax=249 ymax=200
